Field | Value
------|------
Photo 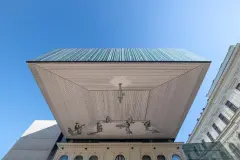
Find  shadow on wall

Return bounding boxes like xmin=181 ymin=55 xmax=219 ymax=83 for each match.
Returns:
xmin=3 ymin=121 xmax=61 ymax=160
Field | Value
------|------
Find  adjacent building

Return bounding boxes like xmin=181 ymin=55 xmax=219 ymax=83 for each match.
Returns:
xmin=4 ymin=48 xmax=211 ymax=160
xmin=187 ymin=44 xmax=240 ymax=160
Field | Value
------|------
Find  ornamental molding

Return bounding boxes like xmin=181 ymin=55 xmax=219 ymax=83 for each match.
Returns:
xmin=57 ymin=142 xmax=183 ymax=149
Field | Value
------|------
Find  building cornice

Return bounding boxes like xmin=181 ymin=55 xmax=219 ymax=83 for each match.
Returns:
xmin=207 ymin=45 xmax=237 ymax=98
xmin=57 ymin=142 xmax=184 ymax=149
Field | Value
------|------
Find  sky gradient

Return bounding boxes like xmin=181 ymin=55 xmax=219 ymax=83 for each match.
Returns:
xmin=1 ymin=0 xmax=240 ymax=158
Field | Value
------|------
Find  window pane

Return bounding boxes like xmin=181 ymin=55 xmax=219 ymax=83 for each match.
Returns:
xmin=236 ymin=83 xmax=240 ymax=91
xmin=225 ymin=100 xmax=238 ymax=113
xmin=207 ymin=132 xmax=214 ymax=142
xmin=219 ymin=113 xmax=229 ymax=125
xmin=59 ymin=155 xmax=68 ymax=160
xmin=157 ymin=155 xmax=166 ymax=160
xmin=172 ymin=154 xmax=181 ymax=160
xmin=212 ymin=123 xmax=222 ymax=135
xmin=89 ymin=155 xmax=98 ymax=160
xmin=142 ymin=155 xmax=151 ymax=160
xmin=115 ymin=155 xmax=125 ymax=160
xmin=74 ymin=155 xmax=83 ymax=160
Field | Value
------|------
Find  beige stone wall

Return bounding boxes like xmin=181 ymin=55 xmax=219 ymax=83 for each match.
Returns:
xmin=54 ymin=142 xmax=184 ymax=160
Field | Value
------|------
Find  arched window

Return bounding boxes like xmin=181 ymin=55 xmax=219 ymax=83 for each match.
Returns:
xmin=115 ymin=155 xmax=125 ymax=160
xmin=238 ymin=133 xmax=240 ymax=140
xmin=229 ymin=143 xmax=240 ymax=159
xmin=89 ymin=155 xmax=98 ymax=160
xmin=74 ymin=155 xmax=83 ymax=160
xmin=157 ymin=155 xmax=166 ymax=160
xmin=59 ymin=155 xmax=68 ymax=160
xmin=172 ymin=154 xmax=181 ymax=160
xmin=142 ymin=155 xmax=151 ymax=160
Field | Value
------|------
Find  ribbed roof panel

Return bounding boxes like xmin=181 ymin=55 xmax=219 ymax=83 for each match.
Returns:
xmin=31 ymin=48 xmax=208 ymax=62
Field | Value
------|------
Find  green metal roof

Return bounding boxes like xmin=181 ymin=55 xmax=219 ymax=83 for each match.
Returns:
xmin=29 ymin=48 xmax=208 ymax=62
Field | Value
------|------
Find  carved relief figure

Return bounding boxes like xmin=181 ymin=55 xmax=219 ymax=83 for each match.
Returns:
xmin=127 ymin=116 xmax=134 ymax=124
xmin=97 ymin=121 xmax=103 ymax=132
xmin=68 ymin=122 xmax=85 ymax=135
xmin=105 ymin=116 xmax=112 ymax=123
xmin=125 ymin=120 xmax=132 ymax=134
xmin=144 ymin=120 xmax=151 ymax=131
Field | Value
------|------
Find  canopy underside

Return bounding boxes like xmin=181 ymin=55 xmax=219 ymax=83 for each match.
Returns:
xmin=29 ymin=62 xmax=210 ymax=139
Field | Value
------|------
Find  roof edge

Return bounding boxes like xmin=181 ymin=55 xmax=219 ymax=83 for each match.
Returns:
xmin=26 ymin=60 xmax=211 ymax=63
xmin=207 ymin=44 xmax=238 ymax=98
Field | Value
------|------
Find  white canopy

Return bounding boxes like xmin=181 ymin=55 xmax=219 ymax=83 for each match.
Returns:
xmin=28 ymin=61 xmax=209 ymax=139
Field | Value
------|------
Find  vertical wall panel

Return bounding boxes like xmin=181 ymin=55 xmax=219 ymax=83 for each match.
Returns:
xmin=4 ymin=120 xmax=61 ymax=160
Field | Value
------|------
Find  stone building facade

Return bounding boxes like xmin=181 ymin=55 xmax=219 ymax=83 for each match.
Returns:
xmin=187 ymin=44 xmax=240 ymax=160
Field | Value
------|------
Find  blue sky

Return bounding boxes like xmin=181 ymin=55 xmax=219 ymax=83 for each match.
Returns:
xmin=1 ymin=0 xmax=240 ymax=158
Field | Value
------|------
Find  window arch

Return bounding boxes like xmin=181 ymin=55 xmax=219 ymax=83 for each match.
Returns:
xmin=115 ymin=155 xmax=125 ymax=160
xmin=89 ymin=155 xmax=98 ymax=160
xmin=229 ymin=143 xmax=240 ymax=159
xmin=74 ymin=155 xmax=83 ymax=160
xmin=157 ymin=155 xmax=166 ymax=160
xmin=172 ymin=154 xmax=181 ymax=160
xmin=59 ymin=155 xmax=68 ymax=160
xmin=142 ymin=155 xmax=151 ymax=160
